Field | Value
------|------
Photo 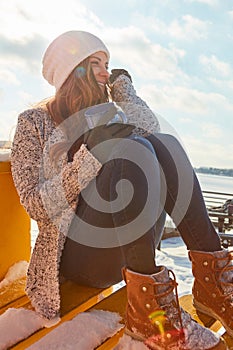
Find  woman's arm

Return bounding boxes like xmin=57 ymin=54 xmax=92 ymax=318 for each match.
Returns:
xmin=111 ymin=72 xmax=160 ymax=135
xmin=11 ymin=110 xmax=102 ymax=224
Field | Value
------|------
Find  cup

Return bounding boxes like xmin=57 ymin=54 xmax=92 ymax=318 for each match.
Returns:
xmin=84 ymin=102 xmax=127 ymax=129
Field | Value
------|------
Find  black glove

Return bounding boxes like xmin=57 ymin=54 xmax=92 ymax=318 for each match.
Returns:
xmin=109 ymin=69 xmax=132 ymax=84
xmin=67 ymin=102 xmax=135 ymax=163
xmin=84 ymin=123 xmax=135 ymax=163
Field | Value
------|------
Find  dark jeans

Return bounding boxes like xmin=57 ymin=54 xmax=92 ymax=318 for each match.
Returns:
xmin=60 ymin=133 xmax=221 ymax=287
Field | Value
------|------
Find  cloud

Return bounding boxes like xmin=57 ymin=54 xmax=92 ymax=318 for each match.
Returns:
xmin=105 ymin=26 xmax=188 ymax=86
xmin=199 ymin=54 xmax=232 ymax=77
xmin=0 ymin=0 xmax=102 ymax=40
xmin=130 ymin=12 xmax=210 ymax=41
xmin=229 ymin=11 xmax=233 ymax=19
xmin=0 ymin=0 xmax=111 ymax=79
xmin=0 ymin=0 xmax=231 ymax=169
xmin=185 ymin=0 xmax=219 ymax=6
xmin=182 ymin=135 xmax=233 ymax=168
xmin=0 ymin=33 xmax=46 ymax=74
xmin=0 ymin=69 xmax=20 ymax=86
xmin=138 ymin=83 xmax=230 ymax=115
xmin=200 ymin=122 xmax=223 ymax=138
xmin=168 ymin=15 xmax=210 ymax=40
xmin=208 ymin=77 xmax=233 ymax=97
xmin=17 ymin=90 xmax=35 ymax=105
xmin=179 ymin=117 xmax=193 ymax=123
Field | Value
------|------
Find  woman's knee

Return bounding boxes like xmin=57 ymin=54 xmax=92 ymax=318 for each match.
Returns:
xmin=129 ymin=134 xmax=156 ymax=155
xmin=148 ymin=133 xmax=185 ymax=152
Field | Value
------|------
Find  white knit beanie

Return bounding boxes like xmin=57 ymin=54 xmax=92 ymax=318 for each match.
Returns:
xmin=42 ymin=31 xmax=110 ymax=91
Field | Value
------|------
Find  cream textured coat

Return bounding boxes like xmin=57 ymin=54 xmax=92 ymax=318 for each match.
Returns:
xmin=11 ymin=75 xmax=160 ymax=321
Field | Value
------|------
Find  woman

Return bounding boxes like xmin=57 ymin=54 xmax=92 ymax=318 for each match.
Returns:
xmin=11 ymin=31 xmax=231 ymax=349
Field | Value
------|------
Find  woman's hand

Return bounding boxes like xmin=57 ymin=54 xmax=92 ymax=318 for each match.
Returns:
xmin=66 ymin=102 xmax=134 ymax=163
xmin=84 ymin=123 xmax=135 ymax=163
xmin=109 ymin=69 xmax=132 ymax=83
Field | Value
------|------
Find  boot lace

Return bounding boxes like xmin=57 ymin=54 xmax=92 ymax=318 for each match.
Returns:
xmin=145 ymin=269 xmax=187 ymax=349
xmin=214 ymin=250 xmax=233 ymax=308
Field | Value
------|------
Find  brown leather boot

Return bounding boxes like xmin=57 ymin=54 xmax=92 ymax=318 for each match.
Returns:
xmin=189 ymin=249 xmax=233 ymax=337
xmin=122 ymin=266 xmax=227 ymax=349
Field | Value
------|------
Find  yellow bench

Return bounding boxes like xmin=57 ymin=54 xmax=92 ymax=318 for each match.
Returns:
xmin=0 ymin=276 xmax=126 ymax=349
xmin=0 ymin=160 xmax=31 ymax=281
xmin=0 ymin=156 xmax=126 ymax=349
xmin=2 ymin=156 xmax=232 ymax=349
xmin=2 ymin=277 xmax=233 ymax=349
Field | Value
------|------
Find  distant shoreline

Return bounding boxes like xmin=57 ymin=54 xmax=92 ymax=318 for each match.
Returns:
xmin=195 ymin=167 xmax=233 ymax=178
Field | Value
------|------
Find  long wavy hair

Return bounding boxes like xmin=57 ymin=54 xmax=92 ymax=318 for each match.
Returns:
xmin=47 ymin=57 xmax=110 ymax=125
xmin=38 ymin=57 xmax=111 ymax=162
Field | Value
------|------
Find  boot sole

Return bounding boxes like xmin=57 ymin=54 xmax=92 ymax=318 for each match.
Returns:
xmin=126 ymin=325 xmax=228 ymax=350
xmin=194 ymin=299 xmax=233 ymax=338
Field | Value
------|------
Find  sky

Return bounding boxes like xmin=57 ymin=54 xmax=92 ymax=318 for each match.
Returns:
xmin=0 ymin=0 xmax=232 ymax=168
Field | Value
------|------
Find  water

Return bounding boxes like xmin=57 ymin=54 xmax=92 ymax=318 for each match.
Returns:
xmin=197 ymin=173 xmax=233 ymax=195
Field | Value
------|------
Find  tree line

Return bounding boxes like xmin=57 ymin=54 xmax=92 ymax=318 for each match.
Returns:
xmin=195 ymin=167 xmax=233 ymax=177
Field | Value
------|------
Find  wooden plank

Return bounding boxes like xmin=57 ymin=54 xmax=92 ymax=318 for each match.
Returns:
xmin=0 ymin=269 xmax=126 ymax=349
xmin=97 ymin=328 xmax=125 ymax=350
xmin=179 ymin=294 xmax=218 ymax=328
xmin=208 ymin=212 xmax=233 ymax=219
xmin=0 ymin=295 xmax=30 ymax=316
xmin=0 ymin=277 xmax=28 ymax=313
xmin=11 ymin=282 xmax=122 ymax=349
xmin=4 ymin=284 xmax=233 ymax=349
xmin=94 ymin=286 xmax=127 ymax=349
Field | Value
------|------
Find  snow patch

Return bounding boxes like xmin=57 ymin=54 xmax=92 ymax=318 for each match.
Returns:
xmin=27 ymin=310 xmax=123 ymax=350
xmin=0 ymin=261 xmax=28 ymax=289
xmin=0 ymin=308 xmax=44 ymax=350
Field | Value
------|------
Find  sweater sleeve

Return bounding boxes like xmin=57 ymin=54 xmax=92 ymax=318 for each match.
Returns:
xmin=111 ymin=74 xmax=160 ymax=135
xmin=11 ymin=111 xmax=102 ymax=224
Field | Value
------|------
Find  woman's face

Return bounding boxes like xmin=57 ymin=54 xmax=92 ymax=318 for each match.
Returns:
xmin=89 ymin=51 xmax=110 ymax=92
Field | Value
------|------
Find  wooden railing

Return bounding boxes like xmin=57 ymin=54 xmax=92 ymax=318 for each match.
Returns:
xmin=202 ymin=190 xmax=233 ymax=210
xmin=161 ymin=190 xmax=233 ymax=249
xmin=202 ymin=190 xmax=233 ymax=233
xmin=202 ymin=190 xmax=233 ymax=247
